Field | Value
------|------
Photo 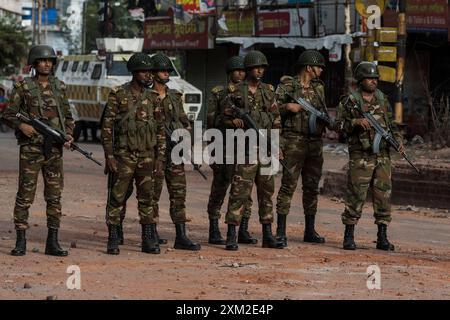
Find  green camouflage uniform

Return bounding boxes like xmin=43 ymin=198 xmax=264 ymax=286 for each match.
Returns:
xmin=2 ymin=76 xmax=74 ymax=230
xmin=101 ymin=82 xmax=165 ymax=226
xmin=275 ymin=76 xmax=330 ymax=217
xmin=337 ymin=87 xmax=402 ymax=226
xmin=206 ymin=84 xmax=253 ymax=220
xmin=223 ymin=80 xmax=281 ymax=225
xmin=152 ymin=86 xmax=190 ymax=224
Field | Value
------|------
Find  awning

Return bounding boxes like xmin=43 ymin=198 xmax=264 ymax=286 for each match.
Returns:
xmin=215 ymin=34 xmax=353 ymax=50
xmin=215 ymin=34 xmax=353 ymax=61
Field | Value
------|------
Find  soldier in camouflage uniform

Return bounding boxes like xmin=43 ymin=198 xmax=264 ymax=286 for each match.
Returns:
xmin=275 ymin=50 xmax=333 ymax=247
xmin=206 ymin=56 xmax=256 ymax=245
xmin=101 ymin=52 xmax=166 ymax=255
xmin=336 ymin=61 xmax=404 ymax=251
xmin=221 ymin=50 xmax=284 ymax=251
xmin=150 ymin=53 xmax=200 ymax=251
xmin=101 ymin=76 xmax=168 ymax=247
xmin=3 ymin=45 xmax=74 ymax=256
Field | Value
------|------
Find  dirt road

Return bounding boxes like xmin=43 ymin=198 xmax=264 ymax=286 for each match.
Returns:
xmin=0 ymin=132 xmax=449 ymax=300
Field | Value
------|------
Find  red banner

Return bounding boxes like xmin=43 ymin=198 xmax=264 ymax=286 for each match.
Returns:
xmin=406 ymin=0 xmax=448 ymax=32
xmin=258 ymin=11 xmax=290 ymax=35
xmin=177 ymin=0 xmax=200 ymax=14
xmin=144 ymin=17 xmax=210 ymax=49
xmin=383 ymin=0 xmax=449 ymax=36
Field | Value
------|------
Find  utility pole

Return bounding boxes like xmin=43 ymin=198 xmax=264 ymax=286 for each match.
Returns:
xmin=344 ymin=0 xmax=352 ymax=92
xmin=82 ymin=1 xmax=87 ymax=54
xmin=252 ymin=0 xmax=259 ymax=37
xmin=103 ymin=0 xmax=113 ymax=37
xmin=32 ymin=0 xmax=36 ymax=45
xmin=44 ymin=0 xmax=48 ymax=44
xmin=37 ymin=0 xmax=42 ymax=44
xmin=395 ymin=0 xmax=406 ymax=124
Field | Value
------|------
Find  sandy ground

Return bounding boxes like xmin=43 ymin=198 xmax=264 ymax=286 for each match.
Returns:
xmin=0 ymin=131 xmax=449 ymax=300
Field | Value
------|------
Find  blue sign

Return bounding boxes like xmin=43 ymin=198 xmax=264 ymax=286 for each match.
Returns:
xmin=22 ymin=7 xmax=57 ymax=25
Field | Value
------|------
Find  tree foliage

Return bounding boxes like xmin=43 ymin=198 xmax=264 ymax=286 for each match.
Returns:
xmin=0 ymin=15 xmax=31 ymax=71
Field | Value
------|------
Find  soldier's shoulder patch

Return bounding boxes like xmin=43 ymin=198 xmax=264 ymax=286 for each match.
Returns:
xmin=58 ymin=80 xmax=66 ymax=90
xmin=228 ymin=84 xmax=236 ymax=93
xmin=279 ymin=75 xmax=293 ymax=85
xmin=168 ymin=88 xmax=182 ymax=97
xmin=344 ymin=94 xmax=358 ymax=107
xmin=14 ymin=80 xmax=25 ymax=89
xmin=147 ymin=88 xmax=159 ymax=96
xmin=110 ymin=86 xmax=122 ymax=94
xmin=311 ymin=78 xmax=325 ymax=86
xmin=211 ymin=85 xmax=224 ymax=94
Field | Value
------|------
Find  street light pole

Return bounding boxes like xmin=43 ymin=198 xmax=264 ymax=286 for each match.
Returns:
xmin=37 ymin=0 xmax=42 ymax=44
xmin=344 ymin=0 xmax=352 ymax=92
xmin=395 ymin=0 xmax=406 ymax=124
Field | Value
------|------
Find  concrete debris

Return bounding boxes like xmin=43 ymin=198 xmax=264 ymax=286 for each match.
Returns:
xmin=411 ymin=135 xmax=425 ymax=145
xmin=398 ymin=205 xmax=419 ymax=212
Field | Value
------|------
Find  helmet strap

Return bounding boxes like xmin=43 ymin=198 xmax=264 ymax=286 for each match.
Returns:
xmin=152 ymin=72 xmax=169 ymax=85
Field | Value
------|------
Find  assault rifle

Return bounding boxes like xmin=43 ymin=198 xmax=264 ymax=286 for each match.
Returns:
xmin=353 ymin=107 xmax=420 ymax=174
xmin=226 ymin=102 xmax=293 ymax=176
xmin=16 ymin=112 xmax=102 ymax=166
xmin=279 ymin=87 xmax=333 ymax=134
xmin=164 ymin=125 xmax=207 ymax=180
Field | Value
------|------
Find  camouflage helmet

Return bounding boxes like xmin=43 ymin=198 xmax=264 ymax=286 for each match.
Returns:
xmin=244 ymin=51 xmax=269 ymax=69
xmin=297 ymin=50 xmax=326 ymax=68
xmin=126 ymin=52 xmax=152 ymax=72
xmin=150 ymin=53 xmax=174 ymax=71
xmin=226 ymin=56 xmax=245 ymax=73
xmin=27 ymin=45 xmax=57 ymax=66
xmin=354 ymin=61 xmax=379 ymax=81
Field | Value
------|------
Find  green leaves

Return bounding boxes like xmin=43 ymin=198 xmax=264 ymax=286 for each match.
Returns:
xmin=0 ymin=15 xmax=30 ymax=71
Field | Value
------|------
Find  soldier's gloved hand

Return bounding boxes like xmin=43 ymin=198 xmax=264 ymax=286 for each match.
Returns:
xmin=232 ymin=118 xmax=244 ymax=128
xmin=286 ymin=103 xmax=303 ymax=113
xmin=19 ymin=123 xmax=37 ymax=138
xmin=354 ymin=118 xmax=371 ymax=131
xmin=64 ymin=135 xmax=73 ymax=150
xmin=106 ymin=157 xmax=118 ymax=173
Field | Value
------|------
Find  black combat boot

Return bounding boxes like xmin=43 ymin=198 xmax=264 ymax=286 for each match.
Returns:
xmin=276 ymin=214 xmax=287 ymax=247
xmin=45 ymin=228 xmax=68 ymax=257
xmin=376 ymin=224 xmax=395 ymax=251
xmin=11 ymin=229 xmax=26 ymax=256
xmin=303 ymin=215 xmax=325 ymax=243
xmin=142 ymin=224 xmax=160 ymax=254
xmin=238 ymin=217 xmax=258 ymax=244
xmin=154 ymin=225 xmax=168 ymax=245
xmin=107 ymin=224 xmax=120 ymax=255
xmin=343 ymin=224 xmax=356 ymax=250
xmin=208 ymin=219 xmax=226 ymax=245
xmin=225 ymin=224 xmax=238 ymax=251
xmin=174 ymin=223 xmax=201 ymax=251
xmin=262 ymin=224 xmax=284 ymax=249
xmin=118 ymin=222 xmax=124 ymax=245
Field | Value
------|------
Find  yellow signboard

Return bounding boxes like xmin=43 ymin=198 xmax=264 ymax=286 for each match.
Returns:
xmin=376 ymin=46 xmax=397 ymax=62
xmin=376 ymin=27 xmax=397 ymax=43
xmin=355 ymin=0 xmax=387 ymax=18
xmin=378 ymin=65 xmax=396 ymax=83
